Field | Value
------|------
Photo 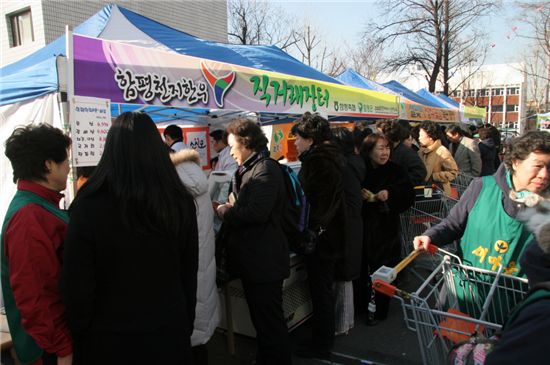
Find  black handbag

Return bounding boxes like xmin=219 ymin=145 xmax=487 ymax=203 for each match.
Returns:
xmin=289 ymin=202 xmax=325 ymax=255
xmin=214 ymin=223 xmax=236 ymax=285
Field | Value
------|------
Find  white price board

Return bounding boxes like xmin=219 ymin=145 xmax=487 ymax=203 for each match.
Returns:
xmin=184 ymin=128 xmax=210 ymax=169
xmin=70 ymin=96 xmax=111 ymax=167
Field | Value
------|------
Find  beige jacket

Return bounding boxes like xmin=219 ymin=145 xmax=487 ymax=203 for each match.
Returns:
xmin=418 ymin=139 xmax=459 ymax=195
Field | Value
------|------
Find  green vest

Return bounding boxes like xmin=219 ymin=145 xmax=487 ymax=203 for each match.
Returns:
xmin=459 ymin=175 xmax=533 ymax=276
xmin=451 ymin=175 xmax=533 ymax=324
xmin=1 ymin=190 xmax=68 ymax=365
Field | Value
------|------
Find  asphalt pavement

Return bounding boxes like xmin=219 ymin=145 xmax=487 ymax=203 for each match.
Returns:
xmin=208 ymin=267 xmax=426 ymax=365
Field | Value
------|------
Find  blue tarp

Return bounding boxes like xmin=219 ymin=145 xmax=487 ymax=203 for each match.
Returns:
xmin=434 ymin=92 xmax=461 ymax=108
xmin=416 ymin=89 xmax=461 ymax=109
xmin=381 ymin=80 xmax=443 ymax=108
xmin=1 ymin=4 xmax=340 ymax=107
xmin=335 ymin=69 xmax=392 ymax=93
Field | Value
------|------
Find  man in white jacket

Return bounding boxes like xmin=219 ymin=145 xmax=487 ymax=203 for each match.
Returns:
xmin=171 ymin=149 xmax=220 ymax=365
xmin=210 ymin=129 xmax=237 ymax=172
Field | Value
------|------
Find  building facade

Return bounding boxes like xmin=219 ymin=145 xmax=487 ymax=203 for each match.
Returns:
xmin=2 ymin=0 xmax=228 ymax=67
xmin=448 ymin=64 xmax=527 ymax=131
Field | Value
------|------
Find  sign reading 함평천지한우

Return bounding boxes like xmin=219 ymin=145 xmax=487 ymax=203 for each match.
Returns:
xmin=72 ymin=34 xmax=399 ymax=119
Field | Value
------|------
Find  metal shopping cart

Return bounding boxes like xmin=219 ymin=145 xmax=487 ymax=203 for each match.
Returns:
xmin=400 ymin=186 xmax=451 ymax=256
xmin=373 ymin=246 xmax=529 ymax=365
xmin=451 ymin=173 xmax=475 ymax=198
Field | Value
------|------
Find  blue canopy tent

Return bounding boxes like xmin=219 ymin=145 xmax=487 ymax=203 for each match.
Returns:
xmin=1 ymin=4 xmax=340 ymax=110
xmin=335 ymin=69 xmax=395 ymax=94
xmin=415 ymin=89 xmax=460 ymax=109
xmin=381 ymin=80 xmax=443 ymax=108
xmin=1 ymin=4 xmax=361 ymax=220
xmin=434 ymin=92 xmax=461 ymax=108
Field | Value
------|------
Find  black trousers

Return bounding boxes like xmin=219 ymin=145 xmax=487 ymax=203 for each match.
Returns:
xmin=242 ymin=279 xmax=292 ymax=365
xmin=305 ymin=252 xmax=336 ymax=350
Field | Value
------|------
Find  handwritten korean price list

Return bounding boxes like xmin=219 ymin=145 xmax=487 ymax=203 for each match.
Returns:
xmin=183 ymin=128 xmax=210 ymax=170
xmin=70 ymin=96 xmax=112 ymax=167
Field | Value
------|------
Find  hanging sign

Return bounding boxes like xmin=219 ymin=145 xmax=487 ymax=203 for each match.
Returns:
xmin=72 ymin=34 xmax=399 ymax=119
xmin=70 ymin=95 xmax=111 ymax=166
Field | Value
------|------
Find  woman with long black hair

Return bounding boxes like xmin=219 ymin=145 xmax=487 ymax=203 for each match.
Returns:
xmin=61 ymin=112 xmax=198 ymax=365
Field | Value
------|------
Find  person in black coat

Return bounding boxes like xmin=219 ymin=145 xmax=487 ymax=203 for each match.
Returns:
xmin=486 ymin=204 xmax=550 ymax=365
xmin=357 ymin=133 xmax=415 ymax=324
xmin=383 ymin=121 xmax=427 ymax=185
xmin=332 ymin=127 xmax=366 ymax=334
xmin=216 ymin=119 xmax=291 ymax=365
xmin=61 ymin=112 xmax=199 ymax=365
xmin=478 ymin=127 xmax=498 ymax=176
xmin=292 ymin=113 xmax=346 ymax=360
xmin=332 ymin=127 xmax=366 ymax=282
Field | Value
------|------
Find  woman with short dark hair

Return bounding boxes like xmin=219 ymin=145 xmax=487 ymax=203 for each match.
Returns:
xmin=358 ymin=133 xmax=414 ymax=324
xmin=61 ymin=112 xmax=199 ymax=365
xmin=478 ymin=127 xmax=498 ymax=176
xmin=216 ymin=118 xmax=291 ymax=365
xmin=2 ymin=124 xmax=72 ymax=365
xmin=291 ymin=112 xmax=346 ymax=360
xmin=418 ymin=120 xmax=458 ymax=195
xmin=415 ymin=130 xmax=550 ymax=274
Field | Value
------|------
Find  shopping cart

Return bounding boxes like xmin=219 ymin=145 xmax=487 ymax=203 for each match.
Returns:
xmin=451 ymin=173 xmax=475 ymax=198
xmin=400 ymin=186 xmax=450 ymax=256
xmin=373 ymin=245 xmax=529 ymax=365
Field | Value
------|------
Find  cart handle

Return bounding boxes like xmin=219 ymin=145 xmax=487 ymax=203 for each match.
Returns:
xmin=373 ymin=279 xmax=411 ymax=299
xmin=395 ymin=243 xmax=437 ymax=274
xmin=371 ymin=244 xmax=438 ymax=284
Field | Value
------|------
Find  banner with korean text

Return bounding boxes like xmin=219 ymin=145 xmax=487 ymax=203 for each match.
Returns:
xmin=398 ymin=100 xmax=460 ymax=123
xmin=72 ymin=35 xmax=399 ymax=119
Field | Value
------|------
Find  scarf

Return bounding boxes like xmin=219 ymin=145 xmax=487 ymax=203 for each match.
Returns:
xmin=230 ymin=147 xmax=270 ymax=196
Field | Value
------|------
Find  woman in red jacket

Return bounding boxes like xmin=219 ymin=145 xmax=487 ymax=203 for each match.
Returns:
xmin=2 ymin=124 xmax=73 ymax=365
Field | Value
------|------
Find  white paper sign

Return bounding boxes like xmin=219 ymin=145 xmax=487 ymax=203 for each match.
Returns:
xmin=185 ymin=130 xmax=209 ymax=168
xmin=70 ymin=96 xmax=111 ymax=166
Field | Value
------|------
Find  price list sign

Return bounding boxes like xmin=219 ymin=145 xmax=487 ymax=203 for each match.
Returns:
xmin=70 ymin=96 xmax=111 ymax=166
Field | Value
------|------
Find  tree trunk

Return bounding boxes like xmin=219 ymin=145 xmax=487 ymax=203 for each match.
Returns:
xmin=443 ymin=0 xmax=450 ymax=95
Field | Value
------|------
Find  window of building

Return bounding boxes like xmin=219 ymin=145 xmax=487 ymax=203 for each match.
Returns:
xmin=507 ymin=87 xmax=519 ymax=95
xmin=479 ymin=89 xmax=489 ymax=97
xmin=9 ymin=8 xmax=34 ymax=47
xmin=506 ymin=104 xmax=519 ymax=112
xmin=492 ymin=88 xmax=504 ymax=96
xmin=452 ymin=90 xmax=462 ymax=97
xmin=492 ymin=105 xmax=504 ymax=112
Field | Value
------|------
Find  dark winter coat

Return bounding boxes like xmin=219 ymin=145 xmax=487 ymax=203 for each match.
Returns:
xmin=362 ymin=161 xmax=414 ymax=267
xmin=299 ymin=143 xmax=347 ymax=259
xmin=391 ymin=142 xmax=427 ymax=186
xmin=223 ymin=156 xmax=290 ymax=283
xmin=478 ymin=138 xmax=498 ymax=176
xmin=485 ymin=241 xmax=550 ymax=365
xmin=335 ymin=153 xmax=366 ymax=281
xmin=62 ymin=186 xmax=198 ymax=364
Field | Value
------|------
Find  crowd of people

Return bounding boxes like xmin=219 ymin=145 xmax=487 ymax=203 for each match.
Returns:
xmin=1 ymin=111 xmax=549 ymax=365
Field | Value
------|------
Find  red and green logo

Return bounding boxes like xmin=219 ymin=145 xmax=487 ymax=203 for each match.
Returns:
xmin=200 ymin=62 xmax=236 ymax=108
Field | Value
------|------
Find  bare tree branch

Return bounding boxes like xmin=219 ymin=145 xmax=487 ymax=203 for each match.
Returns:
xmin=227 ymin=0 xmax=298 ymax=51
xmin=363 ymin=0 xmax=498 ymax=93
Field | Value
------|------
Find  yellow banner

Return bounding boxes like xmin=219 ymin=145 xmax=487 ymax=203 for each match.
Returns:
xmin=398 ymin=100 xmax=460 ymax=123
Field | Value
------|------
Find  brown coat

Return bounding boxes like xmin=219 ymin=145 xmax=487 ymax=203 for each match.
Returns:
xmin=418 ymin=139 xmax=458 ymax=195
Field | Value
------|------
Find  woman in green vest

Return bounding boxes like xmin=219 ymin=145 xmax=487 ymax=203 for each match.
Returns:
xmin=1 ymin=124 xmax=73 ymax=365
xmin=414 ymin=131 xmax=550 ymax=320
